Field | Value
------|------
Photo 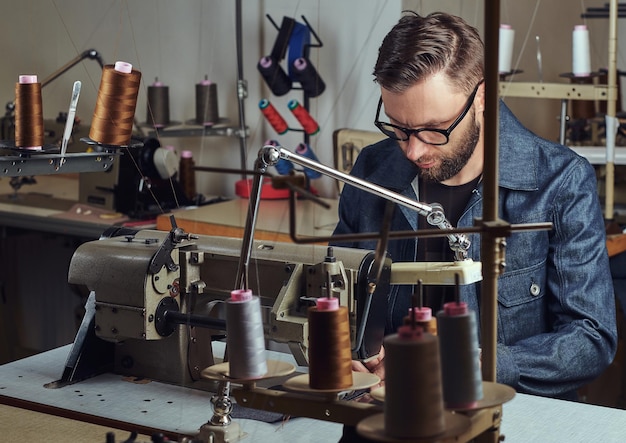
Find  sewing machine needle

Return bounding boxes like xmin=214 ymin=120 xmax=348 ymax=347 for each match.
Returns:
xmin=61 ymin=80 xmax=82 ymax=159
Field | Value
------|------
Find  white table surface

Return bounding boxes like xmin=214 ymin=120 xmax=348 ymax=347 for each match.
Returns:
xmin=1 ymin=344 xmax=626 ymax=442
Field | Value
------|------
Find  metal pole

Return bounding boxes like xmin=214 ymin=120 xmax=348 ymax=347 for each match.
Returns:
xmin=235 ymin=0 xmax=248 ymax=180
xmin=481 ymin=0 xmax=501 ymax=384
xmin=605 ymin=0 xmax=618 ymax=220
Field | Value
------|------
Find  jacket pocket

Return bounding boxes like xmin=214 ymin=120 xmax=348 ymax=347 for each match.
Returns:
xmin=497 ymin=260 xmax=548 ymax=344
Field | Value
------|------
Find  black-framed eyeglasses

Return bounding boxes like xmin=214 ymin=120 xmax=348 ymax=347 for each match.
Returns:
xmin=374 ymin=79 xmax=484 ymax=146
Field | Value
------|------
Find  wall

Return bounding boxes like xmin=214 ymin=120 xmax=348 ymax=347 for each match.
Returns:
xmin=0 ymin=0 xmax=401 ymax=199
xmin=0 ymin=0 xmax=612 ymax=200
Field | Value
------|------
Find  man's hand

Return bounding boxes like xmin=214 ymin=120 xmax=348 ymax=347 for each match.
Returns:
xmin=351 ymin=345 xmax=385 ymax=389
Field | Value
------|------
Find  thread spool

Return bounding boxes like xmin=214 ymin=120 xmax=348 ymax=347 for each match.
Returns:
xmin=275 ymin=158 xmax=294 ymax=175
xmin=404 ymin=306 xmax=437 ymax=335
xmin=292 ymin=58 xmax=325 ymax=98
xmin=572 ymin=25 xmax=591 ymax=77
xmin=288 ymin=99 xmax=319 ymax=135
xmin=89 ymin=61 xmax=141 ymax=146
xmin=259 ymin=99 xmax=288 ymax=134
xmin=307 ymin=298 xmax=353 ymax=390
xmin=498 ymin=25 xmax=515 ymax=74
xmin=146 ymin=78 xmax=170 ymax=128
xmin=436 ymin=301 xmax=483 ymax=409
xmin=384 ymin=326 xmax=446 ymax=438
xmin=178 ymin=150 xmax=196 ymax=201
xmin=14 ymin=75 xmax=44 ymax=150
xmin=225 ymin=289 xmax=268 ymax=379
xmin=295 ymin=143 xmax=322 ymax=179
xmin=195 ymin=78 xmax=219 ymax=126
xmin=257 ymin=56 xmax=292 ymax=96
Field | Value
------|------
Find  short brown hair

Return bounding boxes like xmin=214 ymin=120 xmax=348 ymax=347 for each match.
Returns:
xmin=373 ymin=11 xmax=484 ymax=95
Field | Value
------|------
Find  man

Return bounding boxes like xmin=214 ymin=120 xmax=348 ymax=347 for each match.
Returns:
xmin=332 ymin=11 xmax=617 ymax=400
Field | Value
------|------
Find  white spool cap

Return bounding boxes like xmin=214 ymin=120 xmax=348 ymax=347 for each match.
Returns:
xmin=572 ymin=25 xmax=591 ymax=77
xmin=19 ymin=75 xmax=38 ymax=84
xmin=114 ymin=61 xmax=133 ymax=73
xmin=498 ymin=24 xmax=515 ymax=74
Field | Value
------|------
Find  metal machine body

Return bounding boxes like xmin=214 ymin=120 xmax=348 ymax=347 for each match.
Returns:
xmin=66 ymin=226 xmax=391 ymax=387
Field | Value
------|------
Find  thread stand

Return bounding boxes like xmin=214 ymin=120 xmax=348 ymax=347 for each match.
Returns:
xmin=197 ymin=382 xmax=245 ymax=443
xmin=282 ymin=371 xmax=380 ymax=398
xmin=199 ymin=360 xmax=296 ymax=442
xmin=263 ymin=14 xmax=323 ymax=147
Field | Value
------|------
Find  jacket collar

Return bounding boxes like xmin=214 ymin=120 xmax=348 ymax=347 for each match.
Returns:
xmin=364 ymin=100 xmax=540 ymax=193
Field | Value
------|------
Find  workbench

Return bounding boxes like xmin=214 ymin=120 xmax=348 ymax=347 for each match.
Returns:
xmin=2 ymin=343 xmax=626 ymax=442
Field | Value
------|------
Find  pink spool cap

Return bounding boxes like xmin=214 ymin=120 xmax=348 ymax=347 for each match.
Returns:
xmin=443 ymin=301 xmax=468 ymax=317
xmin=408 ymin=306 xmax=432 ymax=322
xmin=294 ymin=58 xmax=308 ymax=70
xmin=114 ymin=61 xmax=133 ymax=73
xmin=316 ymin=297 xmax=339 ymax=311
xmin=19 ymin=75 xmax=38 ymax=84
xmin=259 ymin=56 xmax=273 ymax=68
xmin=230 ymin=289 xmax=253 ymax=302
xmin=181 ymin=150 xmax=193 ymax=159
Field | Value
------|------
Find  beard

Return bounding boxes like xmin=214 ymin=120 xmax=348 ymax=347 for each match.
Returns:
xmin=418 ymin=110 xmax=481 ymax=182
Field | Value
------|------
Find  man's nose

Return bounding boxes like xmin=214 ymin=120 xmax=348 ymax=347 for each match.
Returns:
xmin=404 ymin=134 xmax=430 ymax=162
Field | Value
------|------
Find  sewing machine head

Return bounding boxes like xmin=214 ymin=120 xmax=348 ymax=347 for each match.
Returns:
xmin=67 ymin=224 xmax=391 ymax=387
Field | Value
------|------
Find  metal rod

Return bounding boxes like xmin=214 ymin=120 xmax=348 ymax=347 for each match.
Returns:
xmin=235 ymin=0 xmax=248 ymax=180
xmin=265 ymin=146 xmax=433 ymax=216
xmin=234 ymin=158 xmax=266 ymax=290
xmin=559 ymin=99 xmax=567 ymax=145
xmin=482 ymin=0 xmax=501 ymax=386
xmin=164 ymin=310 xmax=226 ymax=331
xmin=262 ymin=145 xmax=471 ymax=259
xmin=605 ymin=0 xmax=618 ymax=220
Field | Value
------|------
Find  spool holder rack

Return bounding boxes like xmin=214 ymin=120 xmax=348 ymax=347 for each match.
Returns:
xmin=0 ymin=142 xmax=121 ymax=177
xmin=264 ymin=13 xmax=323 ymax=146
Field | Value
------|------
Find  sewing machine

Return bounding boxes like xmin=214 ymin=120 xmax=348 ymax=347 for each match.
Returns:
xmin=60 ymin=219 xmax=392 ymax=387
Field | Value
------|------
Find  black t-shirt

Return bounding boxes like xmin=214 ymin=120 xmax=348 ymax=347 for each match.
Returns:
xmin=416 ymin=174 xmax=481 ymax=312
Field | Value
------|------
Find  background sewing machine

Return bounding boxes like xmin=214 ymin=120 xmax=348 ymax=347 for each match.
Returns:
xmin=78 ymin=137 xmax=193 ymax=219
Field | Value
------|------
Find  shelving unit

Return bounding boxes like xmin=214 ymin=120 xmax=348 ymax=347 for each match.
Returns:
xmin=499 ymin=0 xmax=620 ymax=220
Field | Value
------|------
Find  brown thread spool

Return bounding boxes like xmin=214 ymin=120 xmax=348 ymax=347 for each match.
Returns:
xmin=384 ymin=326 xmax=446 ymax=438
xmin=178 ymin=150 xmax=196 ymax=201
xmin=14 ymin=75 xmax=44 ymax=149
xmin=307 ymin=298 xmax=353 ymax=390
xmin=146 ymin=78 xmax=170 ymax=128
xmin=89 ymin=61 xmax=141 ymax=146
xmin=195 ymin=77 xmax=219 ymax=126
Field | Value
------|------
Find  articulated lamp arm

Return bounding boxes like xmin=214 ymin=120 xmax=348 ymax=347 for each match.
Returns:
xmin=259 ymin=144 xmax=471 ymax=261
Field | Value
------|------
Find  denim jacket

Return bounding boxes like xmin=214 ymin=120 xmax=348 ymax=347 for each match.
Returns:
xmin=332 ymin=101 xmax=617 ymax=399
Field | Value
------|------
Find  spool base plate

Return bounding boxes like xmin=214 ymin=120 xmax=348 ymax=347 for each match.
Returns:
xmin=369 ymin=381 xmax=516 ymax=411
xmin=200 ymin=359 xmax=296 ymax=383
xmin=282 ymin=371 xmax=380 ymax=394
xmin=357 ymin=411 xmax=470 ymax=442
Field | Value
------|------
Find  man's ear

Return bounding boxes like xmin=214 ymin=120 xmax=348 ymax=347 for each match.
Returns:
xmin=476 ymin=81 xmax=486 ymax=113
